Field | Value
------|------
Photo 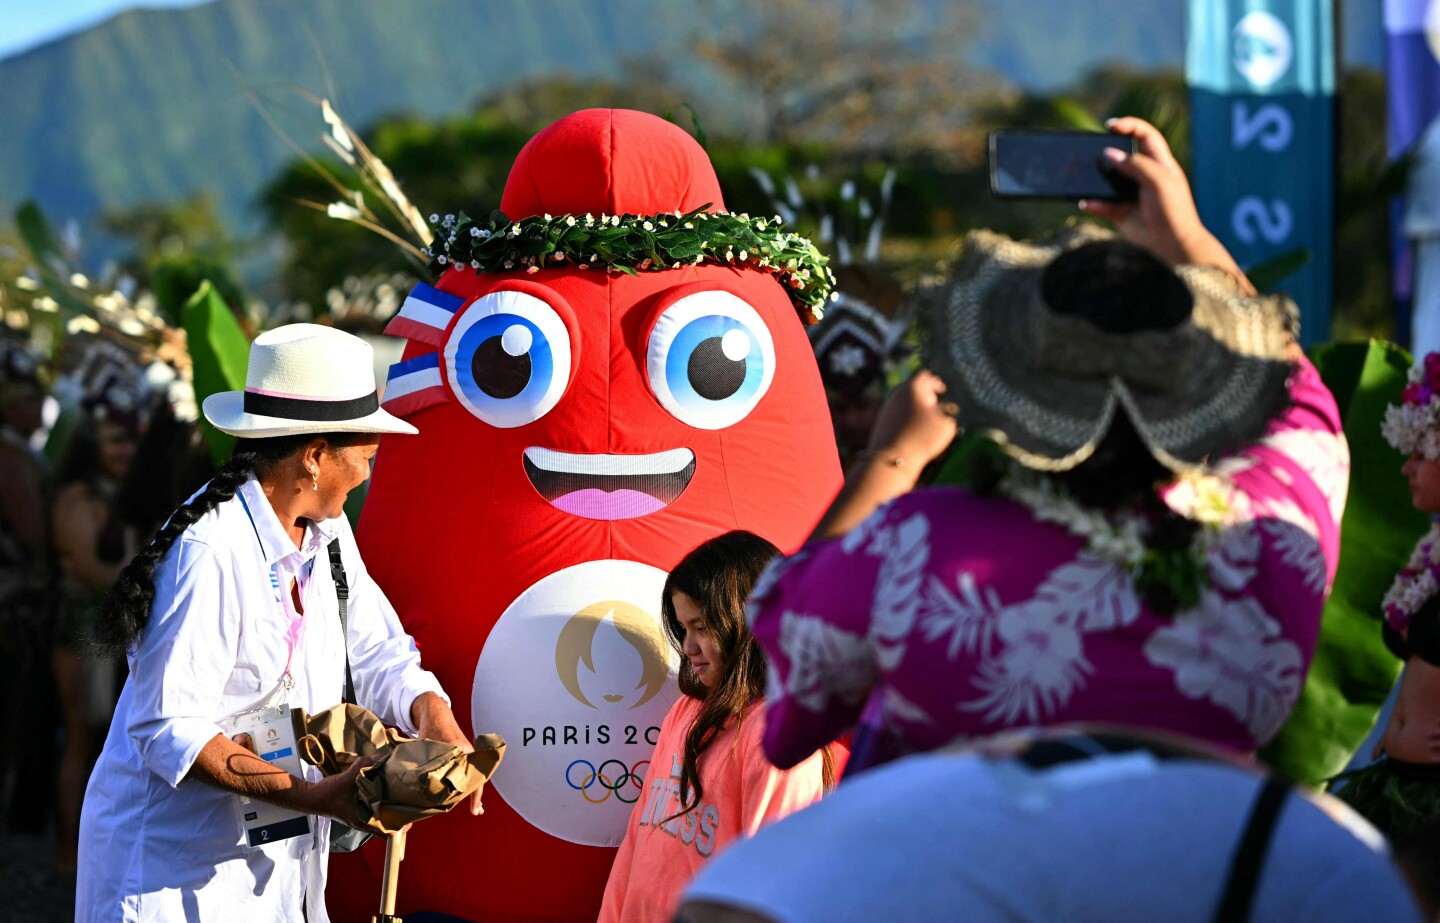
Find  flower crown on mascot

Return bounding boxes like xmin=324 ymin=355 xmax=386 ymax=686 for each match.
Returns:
xmin=325 ymin=109 xmax=843 ymax=922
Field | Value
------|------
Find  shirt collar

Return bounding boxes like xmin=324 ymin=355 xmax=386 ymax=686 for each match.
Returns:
xmin=237 ymin=477 xmax=342 ymax=568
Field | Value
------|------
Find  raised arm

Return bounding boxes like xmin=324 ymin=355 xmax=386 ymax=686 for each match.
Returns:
xmin=1081 ymin=116 xmax=1256 ymax=293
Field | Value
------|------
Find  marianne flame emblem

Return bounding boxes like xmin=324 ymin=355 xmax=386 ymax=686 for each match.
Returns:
xmin=555 ymin=601 xmax=671 ymax=710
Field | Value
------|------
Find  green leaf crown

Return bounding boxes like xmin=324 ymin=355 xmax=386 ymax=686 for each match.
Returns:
xmin=423 ymin=207 xmax=837 ymax=324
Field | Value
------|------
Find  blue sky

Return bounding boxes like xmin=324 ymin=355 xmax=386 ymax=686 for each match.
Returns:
xmin=0 ymin=0 xmax=211 ymax=60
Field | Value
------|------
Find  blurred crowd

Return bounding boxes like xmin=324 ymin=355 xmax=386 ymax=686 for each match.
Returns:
xmin=0 ymin=335 xmax=210 ymax=871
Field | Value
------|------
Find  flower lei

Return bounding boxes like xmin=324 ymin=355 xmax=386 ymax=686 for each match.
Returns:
xmin=1381 ymin=351 xmax=1440 ymax=460
xmin=423 ymin=207 xmax=837 ymax=324
xmin=1382 ymin=523 xmax=1440 ymax=633
xmin=996 ymin=465 xmax=1236 ymax=613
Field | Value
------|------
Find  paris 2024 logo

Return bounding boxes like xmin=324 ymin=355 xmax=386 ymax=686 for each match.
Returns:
xmin=471 ymin=559 xmax=680 ymax=846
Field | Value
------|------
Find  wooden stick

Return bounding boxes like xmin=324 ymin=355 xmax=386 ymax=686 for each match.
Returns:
xmin=378 ymin=826 xmax=407 ymax=918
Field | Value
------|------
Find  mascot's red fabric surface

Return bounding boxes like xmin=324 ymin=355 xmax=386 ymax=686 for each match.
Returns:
xmin=326 ymin=109 xmax=842 ymax=922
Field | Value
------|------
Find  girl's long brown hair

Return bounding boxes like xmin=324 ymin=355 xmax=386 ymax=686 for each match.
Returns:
xmin=661 ymin=530 xmax=834 ymax=819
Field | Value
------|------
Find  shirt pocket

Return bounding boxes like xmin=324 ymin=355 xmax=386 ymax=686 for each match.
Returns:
xmin=222 ymin=664 xmax=265 ymax=698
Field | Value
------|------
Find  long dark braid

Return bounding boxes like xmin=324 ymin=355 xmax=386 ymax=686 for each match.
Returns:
xmin=94 ymin=432 xmax=367 ymax=655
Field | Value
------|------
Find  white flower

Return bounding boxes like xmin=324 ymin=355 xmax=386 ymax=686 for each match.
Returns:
xmin=553 ymin=252 xmax=566 ymax=262
xmin=1144 ymin=592 xmax=1304 ymax=741
xmin=470 ymin=260 xmax=480 ymax=269
xmin=565 ymin=216 xmax=576 ymax=226
xmin=643 ymin=220 xmax=654 ymax=231
xmin=590 ymin=254 xmax=599 ymax=263
xmin=443 ymin=214 xmax=455 ymax=227
xmin=470 ymin=227 xmax=481 ymax=237
xmin=428 ymin=213 xmax=439 ymax=224
xmin=828 ymin=343 xmax=869 ymax=377
xmin=526 ymin=265 xmax=539 ymax=274
xmin=961 ymin=599 xmax=1092 ymax=725
xmin=738 ymin=250 xmax=749 ymax=261
xmin=543 ymin=213 xmax=552 ymax=221
xmin=775 ymin=610 xmax=874 ymax=712
xmin=610 ymin=215 xmax=621 ymax=226
xmin=684 ymin=221 xmax=694 ymax=229
xmin=436 ymin=255 xmax=447 ymax=264
xmin=1208 ymin=524 xmax=1261 ymax=592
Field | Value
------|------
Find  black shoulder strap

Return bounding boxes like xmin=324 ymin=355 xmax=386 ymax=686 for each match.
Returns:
xmin=1212 ymin=775 xmax=1294 ymax=923
xmin=326 ymin=538 xmax=356 ymax=705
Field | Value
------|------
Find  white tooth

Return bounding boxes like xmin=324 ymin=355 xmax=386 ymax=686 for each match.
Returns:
xmin=525 ymin=447 xmax=695 ymax=476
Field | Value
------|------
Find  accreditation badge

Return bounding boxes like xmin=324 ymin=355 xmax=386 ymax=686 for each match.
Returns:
xmin=222 ymin=703 xmax=313 ymax=847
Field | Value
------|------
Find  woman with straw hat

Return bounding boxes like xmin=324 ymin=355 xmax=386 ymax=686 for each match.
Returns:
xmin=748 ymin=118 xmax=1349 ymax=776
xmin=76 ymin=324 xmax=475 ymax=922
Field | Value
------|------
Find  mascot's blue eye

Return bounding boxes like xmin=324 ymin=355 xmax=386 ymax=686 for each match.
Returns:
xmin=646 ymin=290 xmax=776 ymax=430
xmin=444 ymin=290 xmax=572 ymax=428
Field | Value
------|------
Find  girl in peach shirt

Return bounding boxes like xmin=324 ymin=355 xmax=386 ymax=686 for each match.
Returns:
xmin=599 ymin=531 xmax=838 ymax=923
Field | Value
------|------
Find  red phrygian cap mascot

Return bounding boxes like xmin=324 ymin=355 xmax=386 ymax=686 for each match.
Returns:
xmin=325 ymin=109 xmax=843 ymax=921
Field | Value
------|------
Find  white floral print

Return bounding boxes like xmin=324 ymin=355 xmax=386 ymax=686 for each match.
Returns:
xmin=1143 ymin=592 xmax=1304 ymax=741
xmin=1253 ymin=495 xmax=1320 ymax=541
xmin=1260 ymin=519 xmax=1328 ymax=593
xmin=1033 ymin=555 xmax=1139 ymax=632
xmin=775 ymin=610 xmax=874 ymax=713
xmin=868 ymin=513 xmax=931 ymax=669
xmin=960 ymin=599 xmax=1093 ymax=725
xmin=1207 ymin=523 xmax=1262 ymax=593
xmin=920 ymin=571 xmax=1002 ymax=660
xmin=1259 ymin=428 xmax=1350 ymax=527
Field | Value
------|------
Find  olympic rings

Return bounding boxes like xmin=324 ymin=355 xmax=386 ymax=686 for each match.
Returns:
xmin=565 ymin=758 xmax=650 ymax=804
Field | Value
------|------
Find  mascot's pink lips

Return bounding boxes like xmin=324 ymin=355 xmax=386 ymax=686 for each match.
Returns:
xmin=523 ymin=447 xmax=696 ymax=521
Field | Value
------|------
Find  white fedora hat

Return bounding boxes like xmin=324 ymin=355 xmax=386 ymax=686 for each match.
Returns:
xmin=203 ymin=324 xmax=418 ymax=438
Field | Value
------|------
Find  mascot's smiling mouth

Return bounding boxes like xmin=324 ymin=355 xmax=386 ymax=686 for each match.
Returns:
xmin=523 ymin=447 xmax=696 ymax=521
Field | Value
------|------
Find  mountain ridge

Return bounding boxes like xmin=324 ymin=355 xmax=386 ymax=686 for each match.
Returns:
xmin=0 ymin=0 xmax=1382 ymax=240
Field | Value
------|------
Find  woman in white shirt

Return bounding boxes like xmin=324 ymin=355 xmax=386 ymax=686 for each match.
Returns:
xmin=77 ymin=324 xmax=473 ymax=922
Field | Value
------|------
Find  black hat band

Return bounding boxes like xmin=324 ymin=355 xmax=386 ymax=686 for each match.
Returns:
xmin=243 ymin=390 xmax=379 ymax=422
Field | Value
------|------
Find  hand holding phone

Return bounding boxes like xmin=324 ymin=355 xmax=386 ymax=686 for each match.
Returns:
xmin=988 ymin=129 xmax=1138 ymax=202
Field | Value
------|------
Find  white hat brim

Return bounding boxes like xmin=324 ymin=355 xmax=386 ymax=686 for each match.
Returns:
xmin=202 ymin=390 xmax=418 ymax=438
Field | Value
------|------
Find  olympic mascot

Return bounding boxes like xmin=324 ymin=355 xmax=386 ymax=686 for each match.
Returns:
xmin=325 ymin=109 xmax=843 ymax=922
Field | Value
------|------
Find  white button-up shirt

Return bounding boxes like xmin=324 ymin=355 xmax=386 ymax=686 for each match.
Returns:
xmin=77 ymin=477 xmax=447 ymax=922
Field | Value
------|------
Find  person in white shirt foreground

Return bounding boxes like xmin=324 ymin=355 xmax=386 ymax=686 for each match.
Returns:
xmin=676 ymin=728 xmax=1425 ymax=923
xmin=76 ymin=324 xmax=475 ymax=922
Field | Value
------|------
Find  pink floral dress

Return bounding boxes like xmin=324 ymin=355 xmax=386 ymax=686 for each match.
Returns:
xmin=750 ymin=357 xmax=1348 ymax=774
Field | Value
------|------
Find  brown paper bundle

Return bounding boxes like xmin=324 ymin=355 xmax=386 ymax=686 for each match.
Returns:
xmin=294 ymin=703 xmax=506 ymax=836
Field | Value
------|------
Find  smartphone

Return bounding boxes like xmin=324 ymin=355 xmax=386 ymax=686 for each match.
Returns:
xmin=988 ymin=129 xmax=1139 ymax=202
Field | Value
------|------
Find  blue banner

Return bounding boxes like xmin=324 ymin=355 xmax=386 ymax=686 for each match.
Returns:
xmin=1187 ymin=0 xmax=1336 ymax=343
xmin=1385 ymin=0 xmax=1440 ymax=347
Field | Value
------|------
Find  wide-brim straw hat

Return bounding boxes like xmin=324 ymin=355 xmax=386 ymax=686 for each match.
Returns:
xmin=918 ymin=226 xmax=1296 ymax=472
xmin=203 ymin=324 xmax=418 ymax=438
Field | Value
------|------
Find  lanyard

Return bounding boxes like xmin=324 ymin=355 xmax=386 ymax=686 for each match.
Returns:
xmin=237 ymin=490 xmax=309 ymax=686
